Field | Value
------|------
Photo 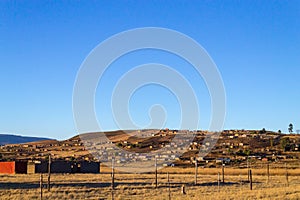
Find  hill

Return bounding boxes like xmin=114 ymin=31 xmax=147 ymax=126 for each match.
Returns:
xmin=0 ymin=134 xmax=53 ymax=146
xmin=0 ymin=130 xmax=299 ymax=167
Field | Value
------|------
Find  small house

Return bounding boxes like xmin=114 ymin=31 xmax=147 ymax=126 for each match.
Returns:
xmin=27 ymin=160 xmax=101 ymax=174
xmin=0 ymin=161 xmax=27 ymax=174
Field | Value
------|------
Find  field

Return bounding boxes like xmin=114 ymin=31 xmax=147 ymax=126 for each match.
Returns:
xmin=1 ymin=166 xmax=300 ymax=200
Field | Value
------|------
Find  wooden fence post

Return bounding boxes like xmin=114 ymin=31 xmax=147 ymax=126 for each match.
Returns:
xmin=167 ymin=172 xmax=171 ymax=200
xmin=247 ymin=158 xmax=250 ymax=182
xmin=222 ymin=164 xmax=225 ymax=183
xmin=111 ymin=158 xmax=115 ymax=190
xmin=47 ymin=154 xmax=51 ymax=191
xmin=40 ymin=174 xmax=43 ymax=200
xmin=249 ymin=169 xmax=253 ymax=190
xmin=194 ymin=161 xmax=198 ymax=185
xmin=181 ymin=184 xmax=186 ymax=195
xmin=267 ymin=163 xmax=270 ymax=183
xmin=218 ymin=172 xmax=220 ymax=192
xmin=285 ymin=163 xmax=289 ymax=187
xmin=111 ymin=159 xmax=115 ymax=200
xmin=155 ymin=157 xmax=158 ymax=188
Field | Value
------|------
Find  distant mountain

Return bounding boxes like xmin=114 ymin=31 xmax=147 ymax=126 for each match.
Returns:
xmin=0 ymin=134 xmax=53 ymax=145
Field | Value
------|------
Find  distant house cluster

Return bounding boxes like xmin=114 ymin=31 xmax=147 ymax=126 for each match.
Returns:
xmin=0 ymin=129 xmax=299 ymax=169
xmin=0 ymin=137 xmax=92 ymax=161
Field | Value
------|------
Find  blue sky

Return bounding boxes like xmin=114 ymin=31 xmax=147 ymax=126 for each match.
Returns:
xmin=1 ymin=1 xmax=300 ymax=139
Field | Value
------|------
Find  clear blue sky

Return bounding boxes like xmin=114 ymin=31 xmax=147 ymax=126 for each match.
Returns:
xmin=1 ymin=1 xmax=300 ymax=139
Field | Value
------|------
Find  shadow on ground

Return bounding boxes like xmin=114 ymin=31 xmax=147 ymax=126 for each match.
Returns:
xmin=0 ymin=181 xmax=249 ymax=190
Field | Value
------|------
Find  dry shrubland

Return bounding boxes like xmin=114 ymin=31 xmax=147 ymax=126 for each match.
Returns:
xmin=1 ymin=167 xmax=300 ymax=200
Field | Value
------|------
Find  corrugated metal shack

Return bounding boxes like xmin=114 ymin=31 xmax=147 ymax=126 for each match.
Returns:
xmin=0 ymin=161 xmax=27 ymax=174
xmin=27 ymin=160 xmax=100 ymax=174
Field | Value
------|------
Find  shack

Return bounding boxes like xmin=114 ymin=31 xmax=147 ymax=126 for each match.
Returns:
xmin=78 ymin=161 xmax=100 ymax=173
xmin=0 ymin=161 xmax=27 ymax=174
xmin=27 ymin=160 xmax=100 ymax=174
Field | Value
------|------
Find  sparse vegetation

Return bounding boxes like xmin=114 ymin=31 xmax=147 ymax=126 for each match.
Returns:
xmin=280 ymin=137 xmax=290 ymax=151
xmin=0 ymin=167 xmax=300 ymax=200
xmin=1 ymin=129 xmax=300 ymax=168
xmin=1 ymin=129 xmax=299 ymax=199
xmin=289 ymin=123 xmax=294 ymax=134
xmin=259 ymin=128 xmax=266 ymax=134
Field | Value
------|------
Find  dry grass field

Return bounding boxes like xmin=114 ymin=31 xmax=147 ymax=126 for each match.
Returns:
xmin=1 ymin=166 xmax=300 ymax=200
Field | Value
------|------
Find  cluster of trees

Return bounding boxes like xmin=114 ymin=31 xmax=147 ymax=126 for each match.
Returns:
xmin=280 ymin=137 xmax=291 ymax=151
xmin=277 ymin=123 xmax=299 ymax=134
xmin=287 ymin=123 xmax=300 ymax=134
xmin=278 ymin=123 xmax=299 ymax=151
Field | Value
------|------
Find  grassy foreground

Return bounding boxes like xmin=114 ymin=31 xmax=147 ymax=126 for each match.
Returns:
xmin=0 ymin=167 xmax=300 ymax=200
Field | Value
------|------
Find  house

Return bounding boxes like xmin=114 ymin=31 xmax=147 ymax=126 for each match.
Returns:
xmin=215 ymin=158 xmax=231 ymax=164
xmin=27 ymin=160 xmax=101 ymax=174
xmin=78 ymin=161 xmax=100 ymax=173
xmin=28 ymin=160 xmax=74 ymax=173
xmin=0 ymin=161 xmax=27 ymax=174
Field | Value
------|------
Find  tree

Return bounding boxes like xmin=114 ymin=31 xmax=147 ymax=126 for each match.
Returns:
xmin=278 ymin=130 xmax=282 ymax=134
xmin=280 ymin=137 xmax=290 ymax=151
xmin=288 ymin=123 xmax=293 ymax=134
xmin=116 ymin=143 xmax=123 ymax=148
xmin=259 ymin=128 xmax=267 ymax=134
xmin=243 ymin=149 xmax=251 ymax=156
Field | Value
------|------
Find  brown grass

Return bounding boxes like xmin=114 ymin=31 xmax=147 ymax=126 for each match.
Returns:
xmin=0 ymin=167 xmax=300 ymax=200
xmin=100 ymin=164 xmax=300 ymax=176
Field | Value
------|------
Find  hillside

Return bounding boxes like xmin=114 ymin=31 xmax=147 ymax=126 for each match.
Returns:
xmin=0 ymin=134 xmax=53 ymax=146
xmin=0 ymin=130 xmax=299 ymax=167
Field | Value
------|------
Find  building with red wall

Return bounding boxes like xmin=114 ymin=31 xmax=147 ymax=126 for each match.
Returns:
xmin=0 ymin=161 xmax=27 ymax=174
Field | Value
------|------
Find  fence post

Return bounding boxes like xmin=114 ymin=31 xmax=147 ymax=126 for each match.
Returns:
xmin=194 ymin=161 xmax=198 ymax=185
xmin=285 ymin=163 xmax=289 ymax=187
xmin=111 ymin=158 xmax=115 ymax=190
xmin=167 ymin=172 xmax=171 ymax=200
xmin=247 ymin=158 xmax=250 ymax=182
xmin=267 ymin=162 xmax=270 ymax=184
xmin=47 ymin=154 xmax=51 ymax=191
xmin=155 ymin=157 xmax=158 ymax=188
xmin=111 ymin=158 xmax=115 ymax=200
xmin=222 ymin=164 xmax=225 ymax=183
xmin=249 ymin=169 xmax=253 ymax=190
xmin=181 ymin=184 xmax=186 ymax=195
xmin=40 ymin=174 xmax=43 ymax=200
xmin=218 ymin=172 xmax=220 ymax=192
